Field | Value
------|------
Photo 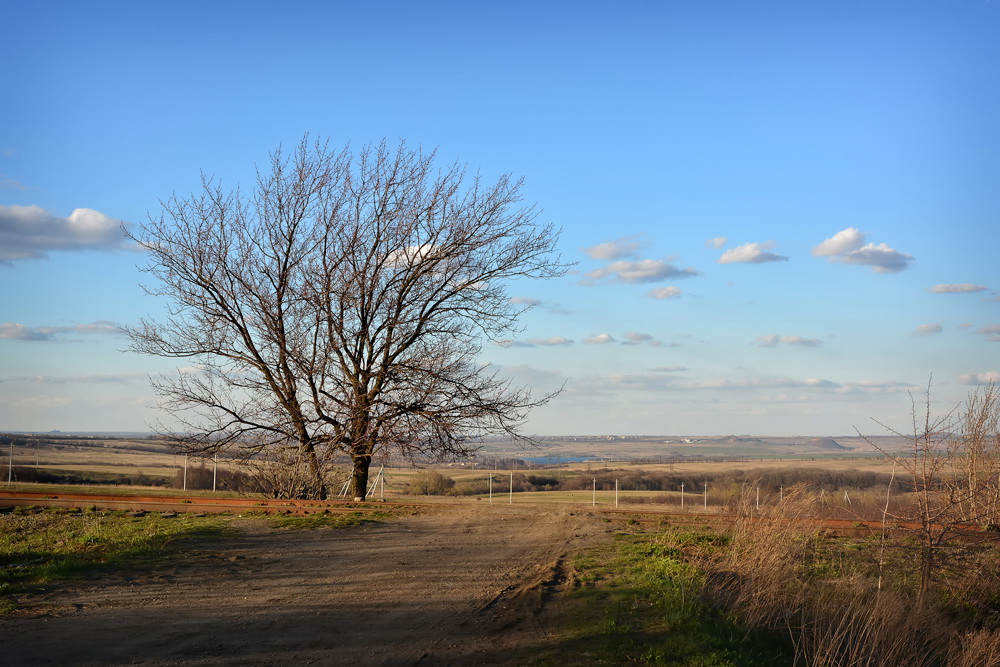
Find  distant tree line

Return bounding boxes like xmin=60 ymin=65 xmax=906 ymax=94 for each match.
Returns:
xmin=405 ymin=467 xmax=901 ymax=496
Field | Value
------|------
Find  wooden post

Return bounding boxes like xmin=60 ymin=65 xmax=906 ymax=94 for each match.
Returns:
xmin=681 ymin=481 xmax=684 ymax=510
xmin=615 ymin=479 xmax=619 ymax=508
xmin=509 ymin=470 xmax=513 ymax=504
xmin=212 ymin=454 xmax=218 ymax=492
xmin=592 ymin=478 xmax=596 ymax=507
xmin=183 ymin=454 xmax=188 ymax=491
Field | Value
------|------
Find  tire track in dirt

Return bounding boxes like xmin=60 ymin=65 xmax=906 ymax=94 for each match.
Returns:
xmin=2 ymin=504 xmax=611 ymax=666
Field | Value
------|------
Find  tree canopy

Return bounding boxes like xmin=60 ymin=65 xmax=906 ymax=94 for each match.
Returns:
xmin=126 ymin=138 xmax=567 ymax=499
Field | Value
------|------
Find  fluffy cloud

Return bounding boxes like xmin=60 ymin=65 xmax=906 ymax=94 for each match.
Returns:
xmin=812 ymin=227 xmax=913 ymax=273
xmin=582 ymin=259 xmax=698 ymax=285
xmin=583 ymin=333 xmax=615 ymax=345
xmin=914 ymin=323 xmax=943 ymax=335
xmin=718 ymin=241 xmax=788 ymax=264
xmin=705 ymin=237 xmax=727 ymax=249
xmin=0 ymin=205 xmax=135 ymax=261
xmin=0 ymin=321 xmax=121 ymax=341
xmin=509 ymin=296 xmax=542 ymax=307
xmin=647 ymin=286 xmax=681 ymax=299
xmin=755 ymin=334 xmax=822 ymax=347
xmin=581 ymin=236 xmax=645 ymax=261
xmin=928 ymin=283 xmax=988 ymax=294
xmin=839 ymin=243 xmax=914 ymax=273
xmin=959 ymin=372 xmax=1000 ymax=385
xmin=812 ymin=227 xmax=865 ymax=257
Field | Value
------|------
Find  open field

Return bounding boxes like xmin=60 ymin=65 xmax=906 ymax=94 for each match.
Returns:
xmin=0 ymin=433 xmax=915 ymax=522
xmin=4 ymin=497 xmax=997 ymax=666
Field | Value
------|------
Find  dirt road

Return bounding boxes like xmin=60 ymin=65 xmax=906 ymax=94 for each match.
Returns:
xmin=2 ymin=504 xmax=611 ymax=666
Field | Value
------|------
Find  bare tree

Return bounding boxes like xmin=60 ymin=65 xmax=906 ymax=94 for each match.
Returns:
xmin=866 ymin=381 xmax=1000 ymax=608
xmin=956 ymin=382 xmax=1000 ymax=528
xmin=126 ymin=137 xmax=567 ymax=499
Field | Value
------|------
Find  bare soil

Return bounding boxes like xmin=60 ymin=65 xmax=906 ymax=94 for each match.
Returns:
xmin=2 ymin=504 xmax=613 ymax=666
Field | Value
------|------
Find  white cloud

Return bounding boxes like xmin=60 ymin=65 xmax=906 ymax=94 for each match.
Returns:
xmin=976 ymin=324 xmax=1000 ymax=342
xmin=840 ymin=243 xmax=914 ymax=273
xmin=582 ymin=259 xmax=698 ymax=285
xmin=0 ymin=321 xmax=122 ymax=341
xmin=581 ymin=236 xmax=645 ymax=260
xmin=706 ymin=237 xmax=727 ymax=249
xmin=0 ymin=205 xmax=135 ymax=261
xmin=718 ymin=241 xmax=788 ymax=265
xmin=583 ymin=333 xmax=615 ymax=345
xmin=959 ymin=372 xmax=1000 ymax=385
xmin=0 ymin=323 xmax=51 ymax=341
xmin=526 ymin=337 xmax=574 ymax=347
xmin=914 ymin=323 xmax=943 ymax=336
xmin=755 ymin=334 xmax=822 ymax=347
xmin=834 ymin=380 xmax=916 ymax=394
xmin=509 ymin=296 xmax=542 ymax=307
xmin=650 ymin=365 xmax=688 ymax=372
xmin=929 ymin=283 xmax=988 ymax=294
xmin=812 ymin=227 xmax=865 ymax=257
xmin=494 ymin=339 xmax=535 ymax=348
xmin=782 ymin=335 xmax=822 ymax=347
xmin=812 ymin=228 xmax=913 ymax=273
xmin=958 ymin=322 xmax=974 ymax=329
xmin=572 ymin=373 xmax=840 ymax=393
xmin=647 ymin=286 xmax=681 ymax=299
xmin=621 ymin=331 xmax=662 ymax=347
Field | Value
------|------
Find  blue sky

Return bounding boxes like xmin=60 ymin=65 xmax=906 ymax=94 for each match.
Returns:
xmin=1 ymin=0 xmax=997 ymax=436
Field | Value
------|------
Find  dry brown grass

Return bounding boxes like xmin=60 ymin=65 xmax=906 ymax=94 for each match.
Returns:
xmin=694 ymin=482 xmax=1000 ymax=666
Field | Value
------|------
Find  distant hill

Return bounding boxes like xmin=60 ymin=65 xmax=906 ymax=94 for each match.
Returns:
xmin=714 ymin=435 xmax=763 ymax=444
xmin=806 ymin=437 xmax=849 ymax=451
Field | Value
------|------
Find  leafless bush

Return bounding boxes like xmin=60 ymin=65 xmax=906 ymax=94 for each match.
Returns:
xmin=233 ymin=446 xmax=345 ymax=499
xmin=949 ymin=628 xmax=1000 ymax=667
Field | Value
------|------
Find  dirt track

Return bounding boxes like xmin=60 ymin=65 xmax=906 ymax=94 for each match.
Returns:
xmin=2 ymin=504 xmax=612 ymax=666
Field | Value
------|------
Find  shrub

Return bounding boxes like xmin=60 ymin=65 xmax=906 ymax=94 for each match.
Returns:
xmin=405 ymin=471 xmax=455 ymax=495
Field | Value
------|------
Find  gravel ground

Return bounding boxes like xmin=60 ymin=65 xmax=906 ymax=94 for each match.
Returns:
xmin=2 ymin=503 xmax=612 ymax=666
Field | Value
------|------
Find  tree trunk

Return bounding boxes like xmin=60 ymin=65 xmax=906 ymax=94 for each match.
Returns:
xmin=351 ymin=452 xmax=372 ymax=500
xmin=917 ymin=539 xmax=933 ymax=610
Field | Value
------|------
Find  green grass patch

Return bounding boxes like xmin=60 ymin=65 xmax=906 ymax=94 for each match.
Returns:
xmin=540 ymin=526 xmax=788 ymax=666
xmin=0 ymin=507 xmax=231 ymax=609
